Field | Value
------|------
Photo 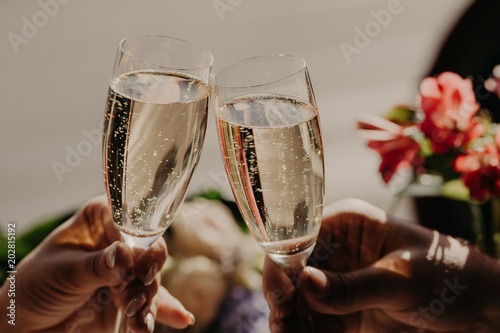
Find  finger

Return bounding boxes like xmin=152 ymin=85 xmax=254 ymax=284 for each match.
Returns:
xmin=314 ymin=314 xmax=348 ymax=332
xmin=269 ymin=310 xmax=301 ymax=333
xmin=73 ymin=241 xmax=134 ymax=291
xmin=117 ymin=276 xmax=161 ymax=333
xmin=262 ymin=256 xmax=297 ymax=320
xmin=127 ymin=303 xmax=154 ymax=333
xmin=322 ymin=198 xmax=432 ymax=255
xmin=135 ymin=237 xmax=168 ymax=286
xmin=155 ymin=286 xmax=195 ymax=329
xmin=117 ymin=277 xmax=159 ymax=315
xmin=313 ymin=198 xmax=392 ymax=272
xmin=298 ymin=262 xmax=415 ymax=315
xmin=268 ymin=312 xmax=283 ymax=333
xmin=81 ymin=194 xmax=122 ymax=242
xmin=322 ymin=198 xmax=388 ymax=225
xmin=270 ymin=312 xmax=354 ymax=333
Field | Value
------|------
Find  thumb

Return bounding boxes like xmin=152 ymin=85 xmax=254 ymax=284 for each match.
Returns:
xmin=297 ymin=264 xmax=414 ymax=315
xmin=76 ymin=241 xmax=134 ymax=291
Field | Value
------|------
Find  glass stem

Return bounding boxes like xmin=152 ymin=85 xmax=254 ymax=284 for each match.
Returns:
xmin=114 ymin=236 xmax=157 ymax=332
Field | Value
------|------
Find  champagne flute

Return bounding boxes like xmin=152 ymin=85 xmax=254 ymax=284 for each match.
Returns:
xmin=103 ymin=35 xmax=213 ymax=332
xmin=212 ymin=55 xmax=325 ymax=276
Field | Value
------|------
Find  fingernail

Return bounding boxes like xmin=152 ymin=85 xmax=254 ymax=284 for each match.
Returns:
xmin=305 ymin=266 xmax=329 ymax=299
xmin=271 ymin=322 xmax=283 ymax=333
xmin=145 ymin=312 xmax=154 ymax=333
xmin=187 ymin=311 xmax=195 ymax=326
xmin=126 ymin=292 xmax=146 ymax=317
xmin=144 ymin=263 xmax=158 ymax=286
xmin=106 ymin=246 xmax=116 ymax=269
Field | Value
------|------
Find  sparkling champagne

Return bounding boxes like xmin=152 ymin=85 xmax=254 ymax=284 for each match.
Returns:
xmin=217 ymin=96 xmax=324 ymax=265
xmin=104 ymin=71 xmax=209 ymax=247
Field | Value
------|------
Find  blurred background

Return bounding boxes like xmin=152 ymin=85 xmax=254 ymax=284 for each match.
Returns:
xmin=1 ymin=0 xmax=473 ymax=233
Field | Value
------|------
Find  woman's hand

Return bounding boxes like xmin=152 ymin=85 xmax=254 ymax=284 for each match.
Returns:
xmin=0 ymin=195 xmax=194 ymax=333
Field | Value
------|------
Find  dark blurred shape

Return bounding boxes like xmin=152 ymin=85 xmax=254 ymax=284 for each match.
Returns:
xmin=414 ymin=197 xmax=474 ymax=241
xmin=428 ymin=0 xmax=500 ymax=120
xmin=414 ymin=197 xmax=497 ymax=256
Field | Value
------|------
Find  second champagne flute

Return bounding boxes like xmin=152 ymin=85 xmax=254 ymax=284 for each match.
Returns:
xmin=212 ymin=55 xmax=325 ymax=274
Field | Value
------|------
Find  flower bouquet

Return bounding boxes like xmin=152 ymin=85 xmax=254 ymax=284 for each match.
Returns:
xmin=357 ymin=68 xmax=500 ymax=256
xmin=157 ymin=191 xmax=268 ymax=333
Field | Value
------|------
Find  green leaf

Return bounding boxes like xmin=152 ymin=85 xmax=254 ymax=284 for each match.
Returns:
xmin=383 ymin=107 xmax=417 ymax=123
xmin=420 ymin=138 xmax=433 ymax=157
xmin=18 ymin=217 xmax=68 ymax=254
xmin=441 ymin=179 xmax=470 ymax=202
xmin=220 ymin=198 xmax=248 ymax=234
xmin=424 ymin=153 xmax=461 ymax=182
xmin=197 ymin=189 xmax=224 ymax=201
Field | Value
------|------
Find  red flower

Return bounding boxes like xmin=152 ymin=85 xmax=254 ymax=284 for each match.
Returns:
xmin=357 ymin=114 xmax=421 ymax=183
xmin=454 ymin=145 xmax=500 ymax=201
xmin=419 ymin=72 xmax=484 ymax=153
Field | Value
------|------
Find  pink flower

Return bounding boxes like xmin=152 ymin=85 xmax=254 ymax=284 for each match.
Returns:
xmin=419 ymin=72 xmax=484 ymax=153
xmin=454 ymin=145 xmax=500 ymax=201
xmin=357 ymin=114 xmax=421 ymax=183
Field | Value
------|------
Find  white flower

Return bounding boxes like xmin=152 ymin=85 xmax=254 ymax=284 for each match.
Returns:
xmin=162 ymin=256 xmax=228 ymax=330
xmin=233 ymin=265 xmax=263 ymax=290
xmin=169 ymin=197 xmax=243 ymax=261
